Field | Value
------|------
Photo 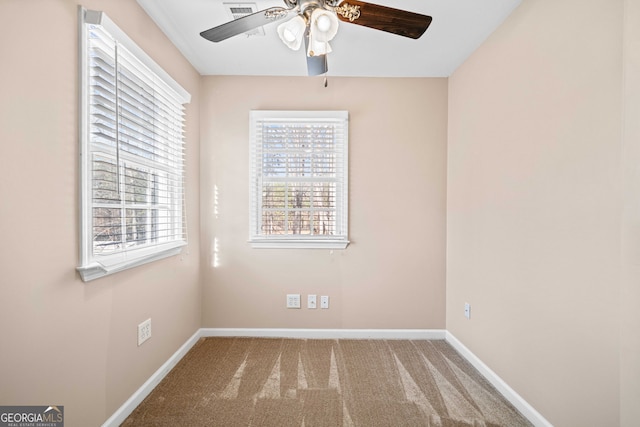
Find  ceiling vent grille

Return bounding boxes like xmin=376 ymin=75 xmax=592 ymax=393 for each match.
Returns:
xmin=223 ymin=3 xmax=265 ymax=37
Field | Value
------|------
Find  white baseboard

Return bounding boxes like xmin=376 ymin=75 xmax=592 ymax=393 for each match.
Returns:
xmin=445 ymin=331 xmax=553 ymax=427
xmin=103 ymin=328 xmax=548 ymax=427
xmin=101 ymin=329 xmax=202 ymax=427
xmin=200 ymin=328 xmax=447 ymax=340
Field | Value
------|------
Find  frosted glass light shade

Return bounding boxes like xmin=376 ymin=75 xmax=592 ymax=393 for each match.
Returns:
xmin=309 ymin=9 xmax=338 ymax=43
xmin=277 ymin=15 xmax=306 ymax=50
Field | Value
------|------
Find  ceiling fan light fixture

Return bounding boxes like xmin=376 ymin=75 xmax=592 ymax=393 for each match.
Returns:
xmin=277 ymin=15 xmax=306 ymax=50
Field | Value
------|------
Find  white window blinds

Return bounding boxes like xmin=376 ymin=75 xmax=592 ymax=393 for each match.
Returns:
xmin=249 ymin=111 xmax=349 ymax=249
xmin=78 ymin=9 xmax=190 ymax=281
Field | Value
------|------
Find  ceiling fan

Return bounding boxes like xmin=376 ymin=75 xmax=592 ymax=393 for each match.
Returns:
xmin=200 ymin=0 xmax=433 ymax=77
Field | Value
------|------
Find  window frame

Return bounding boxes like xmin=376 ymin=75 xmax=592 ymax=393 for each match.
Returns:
xmin=249 ymin=110 xmax=349 ymax=249
xmin=77 ymin=8 xmax=191 ymax=281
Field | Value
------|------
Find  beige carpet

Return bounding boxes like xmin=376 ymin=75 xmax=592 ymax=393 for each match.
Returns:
xmin=122 ymin=338 xmax=532 ymax=427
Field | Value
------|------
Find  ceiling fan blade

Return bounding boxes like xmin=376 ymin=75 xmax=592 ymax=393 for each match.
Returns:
xmin=335 ymin=0 xmax=432 ymax=39
xmin=304 ymin=27 xmax=328 ymax=76
xmin=200 ymin=7 xmax=295 ymax=42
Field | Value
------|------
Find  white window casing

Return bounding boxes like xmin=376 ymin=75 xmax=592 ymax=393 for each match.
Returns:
xmin=249 ymin=111 xmax=349 ymax=249
xmin=78 ymin=8 xmax=191 ymax=281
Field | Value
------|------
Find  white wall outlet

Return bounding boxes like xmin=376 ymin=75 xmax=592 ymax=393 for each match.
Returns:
xmin=138 ymin=318 xmax=152 ymax=346
xmin=320 ymin=295 xmax=330 ymax=309
xmin=464 ymin=303 xmax=471 ymax=319
xmin=308 ymin=294 xmax=317 ymax=309
xmin=286 ymin=294 xmax=301 ymax=309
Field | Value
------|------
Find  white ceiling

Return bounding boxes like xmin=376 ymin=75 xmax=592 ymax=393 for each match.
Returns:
xmin=136 ymin=0 xmax=522 ymax=77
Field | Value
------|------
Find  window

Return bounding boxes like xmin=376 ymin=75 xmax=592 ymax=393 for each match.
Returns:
xmin=249 ymin=111 xmax=349 ymax=249
xmin=77 ymin=9 xmax=191 ymax=281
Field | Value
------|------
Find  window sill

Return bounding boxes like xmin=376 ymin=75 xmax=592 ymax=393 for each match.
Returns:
xmin=77 ymin=242 xmax=185 ymax=282
xmin=249 ymin=239 xmax=349 ymax=249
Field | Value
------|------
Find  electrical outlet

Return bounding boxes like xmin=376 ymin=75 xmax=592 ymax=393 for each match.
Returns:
xmin=286 ymin=294 xmax=301 ymax=309
xmin=464 ymin=303 xmax=471 ymax=320
xmin=138 ymin=318 xmax=152 ymax=346
xmin=308 ymin=294 xmax=317 ymax=309
xmin=320 ymin=295 xmax=329 ymax=309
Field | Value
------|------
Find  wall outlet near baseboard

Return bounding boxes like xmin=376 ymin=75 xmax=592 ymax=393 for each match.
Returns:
xmin=138 ymin=318 xmax=152 ymax=346
xmin=320 ymin=295 xmax=330 ymax=309
xmin=308 ymin=294 xmax=317 ymax=309
xmin=464 ymin=303 xmax=471 ymax=320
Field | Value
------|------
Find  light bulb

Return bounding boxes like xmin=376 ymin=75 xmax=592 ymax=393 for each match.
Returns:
xmin=283 ymin=28 xmax=297 ymax=42
xmin=316 ymin=14 xmax=331 ymax=32
xmin=309 ymin=9 xmax=338 ymax=43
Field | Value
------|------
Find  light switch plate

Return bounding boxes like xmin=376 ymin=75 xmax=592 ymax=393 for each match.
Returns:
xmin=286 ymin=294 xmax=301 ymax=309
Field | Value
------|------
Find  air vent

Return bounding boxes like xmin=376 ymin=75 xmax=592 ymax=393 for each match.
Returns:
xmin=223 ymin=3 xmax=265 ymax=37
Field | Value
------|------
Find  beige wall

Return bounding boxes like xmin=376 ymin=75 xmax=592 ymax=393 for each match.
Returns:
xmin=621 ymin=0 xmax=640 ymax=424
xmin=0 ymin=1 xmax=201 ymax=426
xmin=447 ymin=1 xmax=625 ymax=426
xmin=200 ymin=76 xmax=447 ymax=329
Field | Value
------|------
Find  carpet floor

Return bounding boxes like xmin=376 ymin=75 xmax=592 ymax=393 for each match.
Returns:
xmin=122 ymin=337 xmax=532 ymax=427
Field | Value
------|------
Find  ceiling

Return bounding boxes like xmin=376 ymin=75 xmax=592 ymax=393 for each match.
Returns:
xmin=136 ymin=0 xmax=522 ymax=78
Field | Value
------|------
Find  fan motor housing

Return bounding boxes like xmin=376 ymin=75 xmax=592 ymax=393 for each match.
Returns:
xmin=299 ymin=0 xmax=326 ymax=15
